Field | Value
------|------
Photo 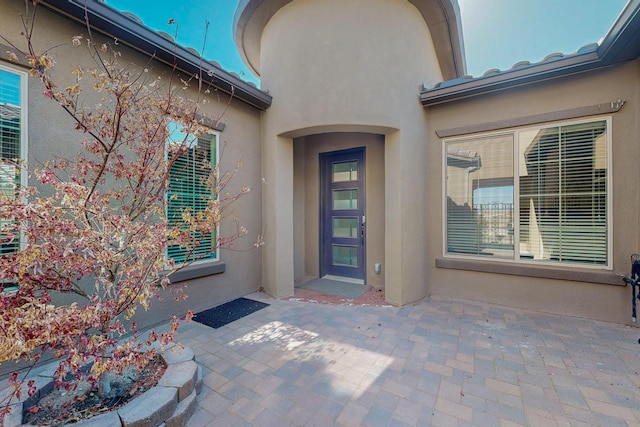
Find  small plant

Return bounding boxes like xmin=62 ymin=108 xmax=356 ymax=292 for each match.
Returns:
xmin=0 ymin=1 xmax=258 ymax=420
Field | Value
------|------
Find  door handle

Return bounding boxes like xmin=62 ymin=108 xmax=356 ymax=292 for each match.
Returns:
xmin=361 ymin=215 xmax=366 ymax=244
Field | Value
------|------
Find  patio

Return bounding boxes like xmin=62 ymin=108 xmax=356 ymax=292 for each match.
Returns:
xmin=174 ymin=293 xmax=640 ymax=426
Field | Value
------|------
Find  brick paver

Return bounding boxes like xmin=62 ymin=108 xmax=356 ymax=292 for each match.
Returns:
xmin=167 ymin=293 xmax=640 ymax=426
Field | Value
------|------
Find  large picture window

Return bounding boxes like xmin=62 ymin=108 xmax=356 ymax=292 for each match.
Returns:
xmin=444 ymin=118 xmax=610 ymax=267
xmin=0 ymin=66 xmax=26 ymax=258
xmin=166 ymin=123 xmax=218 ymax=264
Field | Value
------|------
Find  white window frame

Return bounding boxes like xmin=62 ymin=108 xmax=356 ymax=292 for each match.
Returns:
xmin=165 ymin=122 xmax=220 ymax=266
xmin=442 ymin=116 xmax=612 ymax=269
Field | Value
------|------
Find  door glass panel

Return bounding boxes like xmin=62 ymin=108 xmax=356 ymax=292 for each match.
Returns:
xmin=333 ymin=217 xmax=358 ymax=238
xmin=333 ymin=189 xmax=358 ymax=210
xmin=333 ymin=245 xmax=358 ymax=267
xmin=333 ymin=161 xmax=358 ymax=182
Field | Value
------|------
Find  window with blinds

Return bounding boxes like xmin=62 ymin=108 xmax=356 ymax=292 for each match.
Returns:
xmin=445 ymin=118 xmax=610 ymax=267
xmin=0 ymin=67 xmax=24 ymax=258
xmin=166 ymin=125 xmax=218 ymax=264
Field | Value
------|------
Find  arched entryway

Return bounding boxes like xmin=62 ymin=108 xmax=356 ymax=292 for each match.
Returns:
xmin=292 ymin=132 xmax=386 ymax=291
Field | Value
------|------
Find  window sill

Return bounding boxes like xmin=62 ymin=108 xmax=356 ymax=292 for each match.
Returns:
xmin=435 ymin=257 xmax=622 ymax=286
xmin=164 ymin=261 xmax=225 ymax=284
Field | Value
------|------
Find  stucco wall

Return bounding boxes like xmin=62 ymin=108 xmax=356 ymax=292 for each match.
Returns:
xmin=293 ymin=133 xmax=385 ymax=289
xmin=0 ymin=0 xmax=264 ymax=332
xmin=426 ymin=60 xmax=640 ymax=323
xmin=260 ymin=0 xmax=442 ymax=132
xmin=258 ymin=0 xmax=444 ymax=303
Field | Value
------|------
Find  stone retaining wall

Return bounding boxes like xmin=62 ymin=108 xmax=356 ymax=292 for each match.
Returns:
xmin=3 ymin=345 xmax=202 ymax=427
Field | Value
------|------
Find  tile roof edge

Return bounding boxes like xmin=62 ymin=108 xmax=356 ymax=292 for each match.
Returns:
xmin=40 ymin=0 xmax=272 ymax=110
xmin=421 ymin=50 xmax=603 ymax=106
xmin=421 ymin=0 xmax=640 ymax=106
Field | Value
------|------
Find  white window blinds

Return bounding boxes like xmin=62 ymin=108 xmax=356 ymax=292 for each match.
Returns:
xmin=0 ymin=68 xmax=23 ymax=256
xmin=446 ymin=134 xmax=514 ymax=258
xmin=167 ymin=131 xmax=217 ymax=264
xmin=518 ymin=121 xmax=607 ymax=265
xmin=445 ymin=118 xmax=609 ymax=267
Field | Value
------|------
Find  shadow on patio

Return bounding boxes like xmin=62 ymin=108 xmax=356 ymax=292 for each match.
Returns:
xmin=174 ymin=293 xmax=640 ymax=426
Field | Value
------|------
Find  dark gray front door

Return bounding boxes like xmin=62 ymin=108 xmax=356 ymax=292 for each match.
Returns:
xmin=320 ymin=148 xmax=365 ymax=280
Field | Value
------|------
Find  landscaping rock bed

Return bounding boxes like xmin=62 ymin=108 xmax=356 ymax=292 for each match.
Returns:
xmin=2 ymin=345 xmax=202 ymax=427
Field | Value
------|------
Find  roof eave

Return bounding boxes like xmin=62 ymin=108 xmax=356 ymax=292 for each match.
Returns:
xmin=597 ymin=0 xmax=640 ymax=63
xmin=41 ymin=0 xmax=272 ymax=110
xmin=420 ymin=52 xmax=602 ymax=106
xmin=421 ymin=0 xmax=640 ymax=107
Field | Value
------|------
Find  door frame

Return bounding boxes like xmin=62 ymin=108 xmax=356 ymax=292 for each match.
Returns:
xmin=319 ymin=147 xmax=366 ymax=281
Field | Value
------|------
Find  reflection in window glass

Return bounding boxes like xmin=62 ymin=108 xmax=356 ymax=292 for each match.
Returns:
xmin=333 ymin=161 xmax=357 ymax=182
xmin=333 ymin=189 xmax=358 ymax=210
xmin=0 ymin=67 xmax=22 ymax=257
xmin=166 ymin=127 xmax=218 ymax=264
xmin=445 ymin=118 xmax=609 ymax=266
xmin=333 ymin=245 xmax=358 ymax=267
xmin=446 ymin=134 xmax=514 ymax=258
xmin=518 ymin=121 xmax=607 ymax=264
xmin=333 ymin=217 xmax=358 ymax=238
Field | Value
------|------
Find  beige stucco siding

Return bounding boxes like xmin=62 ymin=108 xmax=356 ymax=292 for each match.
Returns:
xmin=1 ymin=0 xmax=264 ymax=330
xmin=426 ymin=60 xmax=640 ymax=323
xmin=260 ymin=0 xmax=442 ymax=133
xmin=258 ymin=0 xmax=444 ymax=303
xmin=293 ymin=133 xmax=385 ymax=289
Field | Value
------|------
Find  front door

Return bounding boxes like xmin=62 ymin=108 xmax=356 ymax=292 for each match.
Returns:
xmin=320 ymin=148 xmax=366 ymax=281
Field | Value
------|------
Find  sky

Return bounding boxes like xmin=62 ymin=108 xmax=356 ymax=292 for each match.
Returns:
xmin=106 ymin=0 xmax=628 ymax=85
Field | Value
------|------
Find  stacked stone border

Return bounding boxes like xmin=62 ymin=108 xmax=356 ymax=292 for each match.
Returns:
xmin=3 ymin=344 xmax=202 ymax=427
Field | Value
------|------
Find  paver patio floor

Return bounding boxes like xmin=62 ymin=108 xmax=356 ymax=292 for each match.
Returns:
xmin=172 ymin=293 xmax=640 ymax=426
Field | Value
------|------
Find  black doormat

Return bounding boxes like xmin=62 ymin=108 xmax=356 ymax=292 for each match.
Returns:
xmin=193 ymin=297 xmax=269 ymax=329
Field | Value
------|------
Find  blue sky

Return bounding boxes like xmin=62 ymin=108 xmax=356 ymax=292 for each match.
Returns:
xmin=458 ymin=0 xmax=628 ymax=76
xmin=106 ymin=0 xmax=628 ymax=85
